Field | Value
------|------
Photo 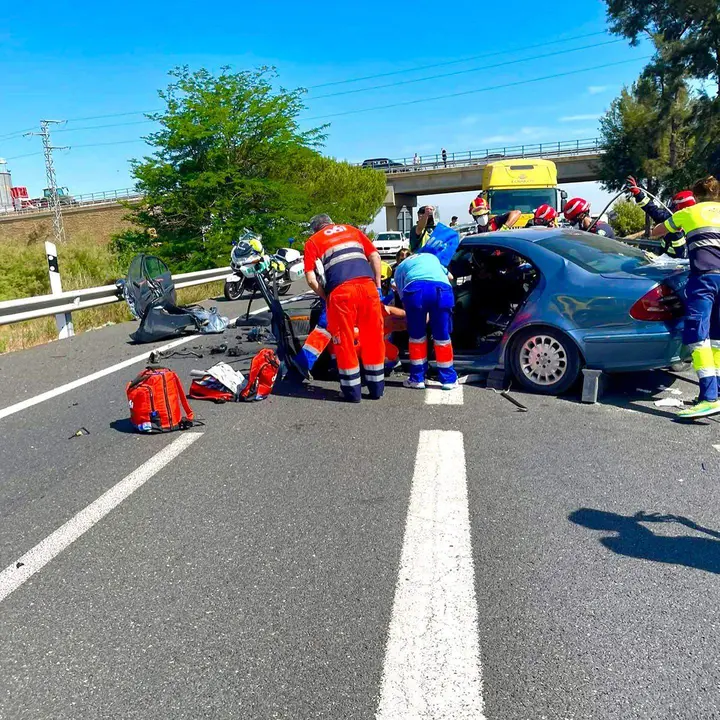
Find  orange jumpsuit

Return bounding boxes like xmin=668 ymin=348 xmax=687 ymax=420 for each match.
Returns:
xmin=304 ymin=224 xmax=385 ymax=402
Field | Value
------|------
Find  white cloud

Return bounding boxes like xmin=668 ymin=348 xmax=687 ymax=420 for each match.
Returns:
xmin=560 ymin=114 xmax=600 ymax=122
xmin=587 ymin=85 xmax=609 ymax=95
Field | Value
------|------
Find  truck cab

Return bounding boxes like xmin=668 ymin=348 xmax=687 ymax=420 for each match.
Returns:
xmin=481 ymin=159 xmax=566 ymax=227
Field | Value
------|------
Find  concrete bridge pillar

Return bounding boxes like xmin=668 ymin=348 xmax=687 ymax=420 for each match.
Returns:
xmin=384 ymin=192 xmax=417 ymax=232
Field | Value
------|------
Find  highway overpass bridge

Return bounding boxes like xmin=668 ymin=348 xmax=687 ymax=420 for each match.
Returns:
xmin=381 ymin=138 xmax=604 ymax=230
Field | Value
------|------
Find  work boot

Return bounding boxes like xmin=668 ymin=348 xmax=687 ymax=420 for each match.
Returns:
xmin=441 ymin=381 xmax=459 ymax=391
xmin=676 ymin=399 xmax=720 ymax=420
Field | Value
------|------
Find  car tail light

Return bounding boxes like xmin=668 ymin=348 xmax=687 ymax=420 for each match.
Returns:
xmin=630 ymin=283 xmax=683 ymax=321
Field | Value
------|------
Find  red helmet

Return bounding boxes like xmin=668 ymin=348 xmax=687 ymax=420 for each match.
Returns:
xmin=670 ymin=190 xmax=696 ymax=211
xmin=564 ymin=197 xmax=590 ymax=223
xmin=469 ymin=196 xmax=489 ymax=217
xmin=534 ymin=204 xmax=558 ymax=226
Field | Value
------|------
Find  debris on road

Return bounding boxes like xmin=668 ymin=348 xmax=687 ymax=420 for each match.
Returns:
xmin=149 ymin=348 xmax=203 ymax=364
xmin=492 ymin=388 xmax=529 ymax=412
xmin=654 ymin=398 xmax=685 ymax=408
xmin=68 ymin=427 xmax=90 ymax=439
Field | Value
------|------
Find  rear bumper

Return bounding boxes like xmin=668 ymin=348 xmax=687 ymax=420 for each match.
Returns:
xmin=573 ymin=323 xmax=684 ymax=371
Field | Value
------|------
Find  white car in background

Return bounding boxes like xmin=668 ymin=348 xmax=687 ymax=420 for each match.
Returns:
xmin=373 ymin=231 xmax=409 ymax=259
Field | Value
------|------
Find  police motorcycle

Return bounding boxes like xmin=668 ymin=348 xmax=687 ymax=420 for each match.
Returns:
xmin=223 ymin=231 xmax=304 ymax=301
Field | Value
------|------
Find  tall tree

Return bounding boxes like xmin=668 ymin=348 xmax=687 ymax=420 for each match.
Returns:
xmin=115 ymin=66 xmax=386 ymax=270
xmin=597 ymin=77 xmax=694 ymax=194
xmin=605 ymin=0 xmax=720 ymax=94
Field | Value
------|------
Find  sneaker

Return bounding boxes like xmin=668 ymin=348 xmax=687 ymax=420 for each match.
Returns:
xmin=441 ymin=381 xmax=459 ymax=391
xmin=676 ymin=399 xmax=720 ymax=420
xmin=403 ymin=378 xmax=426 ymax=390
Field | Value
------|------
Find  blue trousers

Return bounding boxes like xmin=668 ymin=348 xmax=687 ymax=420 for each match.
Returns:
xmin=682 ymin=273 xmax=720 ymax=402
xmin=403 ymin=280 xmax=457 ymax=385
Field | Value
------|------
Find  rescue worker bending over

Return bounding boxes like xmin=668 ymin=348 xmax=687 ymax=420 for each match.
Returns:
xmin=303 ymin=214 xmax=385 ymax=403
xmin=295 ymin=262 xmax=402 ymax=378
xmin=469 ymin=196 xmax=521 ymax=233
xmin=394 ymin=247 xmax=458 ymax=391
xmin=563 ymin=197 xmax=616 ymax=238
xmin=625 ymin=176 xmax=691 ymax=258
xmin=653 ymin=176 xmax=720 ymax=419
xmin=526 ymin=204 xmax=558 ymax=228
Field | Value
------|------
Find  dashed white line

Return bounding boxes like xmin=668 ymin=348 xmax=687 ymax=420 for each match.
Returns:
xmin=713 ymin=444 xmax=720 ymax=454
xmin=0 ymin=292 xmax=311 ymax=422
xmin=376 ymin=430 xmax=485 ymax=720
xmin=425 ymin=384 xmax=464 ymax=405
xmin=0 ymin=432 xmax=202 ymax=604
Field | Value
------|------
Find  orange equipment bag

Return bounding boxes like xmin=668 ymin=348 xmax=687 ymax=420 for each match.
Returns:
xmin=126 ymin=367 xmax=194 ymax=432
xmin=239 ymin=348 xmax=280 ymax=401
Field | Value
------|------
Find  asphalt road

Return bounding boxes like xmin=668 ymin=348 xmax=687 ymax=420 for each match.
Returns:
xmin=1 ymin=290 xmax=720 ymax=719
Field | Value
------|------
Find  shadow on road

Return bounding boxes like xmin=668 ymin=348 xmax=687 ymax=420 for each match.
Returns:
xmin=569 ymin=508 xmax=720 ymax=574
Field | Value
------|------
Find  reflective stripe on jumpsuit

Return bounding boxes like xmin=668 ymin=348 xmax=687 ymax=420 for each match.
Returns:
xmin=404 ymin=280 xmax=458 ymax=385
xmin=683 ymin=273 xmax=720 ymax=402
xmin=296 ymin=299 xmax=401 ymax=377
xmin=327 ymin=279 xmax=385 ymax=402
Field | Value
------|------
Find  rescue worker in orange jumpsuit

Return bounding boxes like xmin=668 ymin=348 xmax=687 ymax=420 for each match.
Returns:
xmin=303 ymin=214 xmax=385 ymax=402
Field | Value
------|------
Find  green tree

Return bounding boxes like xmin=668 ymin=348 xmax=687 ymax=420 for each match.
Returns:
xmin=609 ymin=199 xmax=646 ymax=237
xmin=114 ymin=66 xmax=386 ymax=270
xmin=597 ymin=77 xmax=695 ymax=194
xmin=605 ymin=0 xmax=720 ymax=94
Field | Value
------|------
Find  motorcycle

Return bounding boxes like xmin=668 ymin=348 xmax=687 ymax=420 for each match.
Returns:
xmin=224 ymin=232 xmax=304 ymax=301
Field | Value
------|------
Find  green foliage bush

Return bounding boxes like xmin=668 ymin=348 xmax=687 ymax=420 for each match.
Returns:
xmin=609 ymin=200 xmax=647 ymax=237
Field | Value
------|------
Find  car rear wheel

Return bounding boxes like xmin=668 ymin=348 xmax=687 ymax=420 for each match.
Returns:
xmin=509 ymin=327 xmax=581 ymax=395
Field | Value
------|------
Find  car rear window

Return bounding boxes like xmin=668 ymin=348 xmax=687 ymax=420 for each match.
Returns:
xmin=536 ymin=232 xmax=651 ymax=274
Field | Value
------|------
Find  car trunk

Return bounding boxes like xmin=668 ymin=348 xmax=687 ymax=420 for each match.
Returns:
xmin=600 ymin=264 xmax=690 ymax=306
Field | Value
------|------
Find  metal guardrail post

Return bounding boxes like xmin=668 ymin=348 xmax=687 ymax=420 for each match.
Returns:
xmin=45 ymin=241 xmax=74 ymax=338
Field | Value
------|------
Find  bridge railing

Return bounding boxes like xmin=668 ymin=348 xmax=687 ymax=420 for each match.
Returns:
xmin=377 ymin=137 xmax=605 ymax=174
xmin=4 ymin=188 xmax=143 ymax=217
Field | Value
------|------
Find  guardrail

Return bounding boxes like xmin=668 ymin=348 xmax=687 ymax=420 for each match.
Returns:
xmin=372 ymin=138 xmax=605 ymax=175
xmin=0 ymin=263 xmax=230 ymax=329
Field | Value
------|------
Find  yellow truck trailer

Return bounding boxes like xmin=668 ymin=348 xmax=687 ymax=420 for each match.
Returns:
xmin=481 ymin=158 xmax=567 ymax=227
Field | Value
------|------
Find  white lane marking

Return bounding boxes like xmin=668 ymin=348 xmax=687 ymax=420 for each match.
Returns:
xmin=0 ymin=432 xmax=202 ymax=604
xmin=0 ymin=293 xmax=311 ymax=422
xmin=713 ymin=445 xmax=720 ymax=454
xmin=425 ymin=385 xmax=464 ymax=405
xmin=376 ymin=430 xmax=485 ymax=720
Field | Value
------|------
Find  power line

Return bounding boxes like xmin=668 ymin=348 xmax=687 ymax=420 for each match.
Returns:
xmin=312 ymin=39 xmax=624 ymax=100
xmin=307 ymin=30 xmax=611 ymax=89
xmin=0 ymin=127 xmax=37 ymax=142
xmin=304 ymin=56 xmax=651 ymax=121
xmin=4 ymin=151 xmax=44 ymax=161
xmin=53 ymin=119 xmax=156 ymax=135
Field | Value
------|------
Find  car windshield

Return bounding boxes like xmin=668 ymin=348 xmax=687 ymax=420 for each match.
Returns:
xmin=488 ymin=188 xmax=556 ymax=214
xmin=536 ymin=232 xmax=652 ymax=273
xmin=376 ymin=233 xmax=401 ymax=242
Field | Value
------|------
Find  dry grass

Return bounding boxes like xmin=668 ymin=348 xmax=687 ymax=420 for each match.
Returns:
xmin=0 ymin=281 xmax=225 ymax=355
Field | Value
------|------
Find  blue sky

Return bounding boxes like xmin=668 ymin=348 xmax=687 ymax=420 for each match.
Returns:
xmin=0 ymin=0 xmax=651 ymax=225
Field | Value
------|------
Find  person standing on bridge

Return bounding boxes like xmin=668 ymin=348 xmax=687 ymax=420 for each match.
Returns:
xmin=469 ymin=196 xmax=521 ymax=232
xmin=442 ymin=148 xmax=448 ymax=168
xmin=653 ymin=176 xmax=720 ymax=420
xmin=563 ymin=197 xmax=616 ymax=238
xmin=303 ymin=214 xmax=385 ymax=403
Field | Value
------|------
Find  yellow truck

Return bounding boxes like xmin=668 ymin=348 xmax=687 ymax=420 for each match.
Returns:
xmin=481 ymin=158 xmax=567 ymax=227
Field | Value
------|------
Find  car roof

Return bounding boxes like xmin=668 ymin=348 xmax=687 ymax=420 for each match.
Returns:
xmin=459 ymin=226 xmax=583 ymax=245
